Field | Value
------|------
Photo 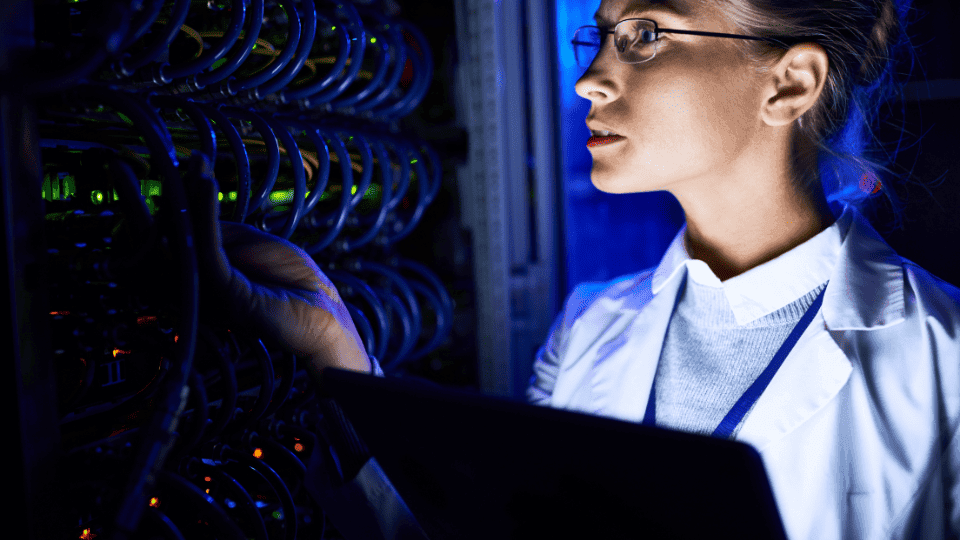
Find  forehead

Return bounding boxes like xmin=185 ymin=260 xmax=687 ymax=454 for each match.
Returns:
xmin=592 ymin=0 xmax=698 ymax=25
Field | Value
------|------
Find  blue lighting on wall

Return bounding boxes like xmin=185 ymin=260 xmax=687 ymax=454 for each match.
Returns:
xmin=555 ymin=0 xmax=684 ymax=296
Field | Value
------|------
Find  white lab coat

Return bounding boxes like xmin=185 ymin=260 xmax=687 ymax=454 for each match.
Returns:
xmin=527 ymin=206 xmax=960 ymax=539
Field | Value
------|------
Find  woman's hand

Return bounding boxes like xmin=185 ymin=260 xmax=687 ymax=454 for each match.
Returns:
xmin=187 ymin=154 xmax=371 ymax=376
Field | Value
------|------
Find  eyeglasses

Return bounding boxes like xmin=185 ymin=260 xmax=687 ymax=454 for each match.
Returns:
xmin=572 ymin=18 xmax=808 ymax=69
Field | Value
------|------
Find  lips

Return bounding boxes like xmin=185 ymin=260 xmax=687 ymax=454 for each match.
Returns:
xmin=587 ymin=135 xmax=626 ymax=148
xmin=586 ymin=118 xmax=625 ymax=148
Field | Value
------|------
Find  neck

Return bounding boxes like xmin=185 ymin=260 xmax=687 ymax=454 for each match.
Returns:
xmin=673 ymin=134 xmax=836 ymax=282
xmin=680 ymin=185 xmax=834 ymax=282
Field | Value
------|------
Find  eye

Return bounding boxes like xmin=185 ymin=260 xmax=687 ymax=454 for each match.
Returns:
xmin=616 ymin=28 xmax=656 ymax=53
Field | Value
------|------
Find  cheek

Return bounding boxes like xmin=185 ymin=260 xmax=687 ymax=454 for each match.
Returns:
xmin=624 ymin=80 xmax=728 ymax=177
xmin=639 ymin=66 xmax=757 ymax=165
xmin=588 ymin=57 xmax=759 ymax=193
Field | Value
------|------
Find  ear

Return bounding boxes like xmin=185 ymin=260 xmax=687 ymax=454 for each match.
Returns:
xmin=760 ymin=43 xmax=829 ymax=127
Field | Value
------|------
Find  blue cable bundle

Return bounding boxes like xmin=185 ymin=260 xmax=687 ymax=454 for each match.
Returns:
xmin=32 ymin=0 xmax=455 ymax=538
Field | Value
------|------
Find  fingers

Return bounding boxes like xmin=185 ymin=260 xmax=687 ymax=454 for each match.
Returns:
xmin=184 ymin=152 xmax=235 ymax=293
xmin=183 ymin=151 xmax=361 ymax=369
xmin=220 ymin=221 xmax=335 ymax=297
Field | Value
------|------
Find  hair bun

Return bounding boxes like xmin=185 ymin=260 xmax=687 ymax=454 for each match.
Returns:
xmin=858 ymin=0 xmax=900 ymax=84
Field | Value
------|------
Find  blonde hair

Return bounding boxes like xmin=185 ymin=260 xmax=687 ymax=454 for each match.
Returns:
xmin=720 ymin=0 xmax=919 ymax=228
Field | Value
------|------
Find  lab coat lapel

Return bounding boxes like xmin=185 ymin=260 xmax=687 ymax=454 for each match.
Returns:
xmin=549 ymin=277 xmax=653 ymax=415
xmin=734 ymin=322 xmax=852 ymax=451
xmin=735 ymin=207 xmax=905 ymax=451
xmin=597 ymin=271 xmax=686 ymax=424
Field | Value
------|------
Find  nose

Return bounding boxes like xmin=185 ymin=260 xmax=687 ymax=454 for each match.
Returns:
xmin=574 ymin=44 xmax=620 ymax=104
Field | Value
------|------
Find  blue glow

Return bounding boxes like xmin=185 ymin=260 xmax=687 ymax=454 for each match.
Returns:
xmin=555 ymin=0 xmax=684 ymax=295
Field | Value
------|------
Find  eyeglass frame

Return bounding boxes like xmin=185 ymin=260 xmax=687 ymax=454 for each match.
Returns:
xmin=571 ymin=18 xmax=818 ymax=67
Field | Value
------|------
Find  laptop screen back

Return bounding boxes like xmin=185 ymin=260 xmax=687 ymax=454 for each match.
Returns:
xmin=318 ymin=368 xmax=788 ymax=540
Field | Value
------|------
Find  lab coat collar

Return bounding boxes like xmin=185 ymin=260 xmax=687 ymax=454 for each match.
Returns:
xmin=735 ymin=207 xmax=905 ymax=450
xmin=644 ymin=205 xmax=905 ymax=450
xmin=820 ymin=207 xmax=906 ymax=331
xmin=573 ymin=204 xmax=906 ymax=449
xmin=649 ymin=205 xmax=905 ymax=331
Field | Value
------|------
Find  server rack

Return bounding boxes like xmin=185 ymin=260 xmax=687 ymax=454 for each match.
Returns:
xmin=3 ymin=0 xmax=568 ymax=537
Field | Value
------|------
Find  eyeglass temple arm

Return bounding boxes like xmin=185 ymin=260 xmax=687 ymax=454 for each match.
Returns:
xmin=569 ymin=25 xmax=814 ymax=48
xmin=658 ymin=27 xmax=812 ymax=47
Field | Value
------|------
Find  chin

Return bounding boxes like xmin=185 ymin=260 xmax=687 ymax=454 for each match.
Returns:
xmin=590 ymin=177 xmax=627 ymax=194
xmin=589 ymin=167 xmax=658 ymax=194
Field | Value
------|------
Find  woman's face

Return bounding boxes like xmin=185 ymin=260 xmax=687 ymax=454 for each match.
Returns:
xmin=575 ymin=0 xmax=769 ymax=195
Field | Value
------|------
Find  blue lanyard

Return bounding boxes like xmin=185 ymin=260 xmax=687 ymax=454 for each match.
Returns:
xmin=641 ymin=275 xmax=829 ymax=440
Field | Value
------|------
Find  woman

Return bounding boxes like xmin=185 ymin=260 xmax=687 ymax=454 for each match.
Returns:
xmin=526 ymin=0 xmax=960 ymax=538
xmin=193 ymin=0 xmax=960 ymax=537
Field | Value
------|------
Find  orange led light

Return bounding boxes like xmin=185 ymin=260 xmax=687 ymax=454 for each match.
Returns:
xmin=205 ymin=488 xmax=210 ymax=494
xmin=859 ymin=172 xmax=882 ymax=195
xmin=149 ymin=497 xmax=160 ymax=508
xmin=79 ymin=528 xmax=96 ymax=540
xmin=112 ymin=348 xmax=132 ymax=358
xmin=174 ymin=334 xmax=179 ymax=343
xmin=204 ymin=476 xmax=212 ymax=482
xmin=253 ymin=448 xmax=263 ymax=459
xmin=294 ymin=443 xmax=304 ymax=453
xmin=294 ymin=437 xmax=300 ymax=441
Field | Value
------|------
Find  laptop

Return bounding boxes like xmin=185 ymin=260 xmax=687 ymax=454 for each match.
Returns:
xmin=317 ymin=368 xmax=788 ymax=540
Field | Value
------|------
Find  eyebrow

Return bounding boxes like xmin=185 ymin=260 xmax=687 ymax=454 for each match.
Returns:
xmin=592 ymin=0 xmax=688 ymax=26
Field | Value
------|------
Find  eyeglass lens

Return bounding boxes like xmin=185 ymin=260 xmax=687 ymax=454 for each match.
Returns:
xmin=572 ymin=19 xmax=658 ymax=69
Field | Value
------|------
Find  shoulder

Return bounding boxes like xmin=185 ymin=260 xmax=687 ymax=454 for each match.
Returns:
xmin=560 ymin=269 xmax=656 ymax=327
xmin=901 ymin=258 xmax=960 ymax=332
xmin=851 ymin=256 xmax=960 ymax=399
xmin=901 ymin=257 xmax=960 ymax=316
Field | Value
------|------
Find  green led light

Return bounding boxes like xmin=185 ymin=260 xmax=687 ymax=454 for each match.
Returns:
xmin=270 ymin=189 xmax=294 ymax=205
xmin=63 ymin=176 xmax=76 ymax=199
xmin=91 ymin=190 xmax=104 ymax=205
xmin=410 ymin=159 xmax=418 ymax=164
xmin=351 ymin=185 xmax=358 ymax=195
xmin=272 ymin=510 xmax=283 ymax=520
xmin=362 ymin=183 xmax=381 ymax=201
xmin=331 ymin=25 xmax=337 ymax=31
xmin=228 ymin=191 xmax=238 ymax=201
xmin=370 ymin=37 xmax=377 ymax=44
xmin=218 ymin=192 xmax=224 ymax=201
xmin=113 ymin=189 xmax=119 ymax=201
xmin=142 ymin=180 xmax=162 ymax=198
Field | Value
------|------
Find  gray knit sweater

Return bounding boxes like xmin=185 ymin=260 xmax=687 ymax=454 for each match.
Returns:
xmin=653 ymin=273 xmax=828 ymax=437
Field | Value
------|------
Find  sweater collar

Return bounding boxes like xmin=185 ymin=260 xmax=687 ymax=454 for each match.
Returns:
xmin=651 ymin=205 xmax=884 ymax=327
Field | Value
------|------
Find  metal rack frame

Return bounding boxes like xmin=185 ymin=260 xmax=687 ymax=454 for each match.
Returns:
xmin=2 ymin=1 xmax=62 ymax=538
xmin=454 ymin=0 xmax=563 ymax=399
